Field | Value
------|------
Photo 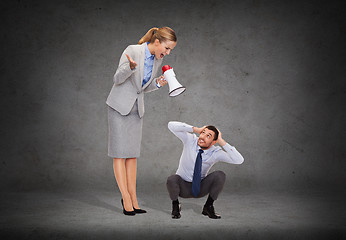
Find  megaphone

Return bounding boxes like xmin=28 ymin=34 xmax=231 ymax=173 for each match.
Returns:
xmin=162 ymin=65 xmax=186 ymax=97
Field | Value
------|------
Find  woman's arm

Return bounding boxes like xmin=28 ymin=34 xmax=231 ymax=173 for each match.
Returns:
xmin=113 ymin=46 xmax=137 ymax=86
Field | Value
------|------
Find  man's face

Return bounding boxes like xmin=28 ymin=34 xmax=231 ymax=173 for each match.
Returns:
xmin=198 ymin=128 xmax=216 ymax=150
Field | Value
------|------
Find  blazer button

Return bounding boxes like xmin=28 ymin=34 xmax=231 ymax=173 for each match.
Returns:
xmin=137 ymin=91 xmax=140 ymax=94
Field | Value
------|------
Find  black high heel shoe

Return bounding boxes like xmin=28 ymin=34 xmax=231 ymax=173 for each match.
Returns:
xmin=121 ymin=199 xmax=135 ymax=216
xmin=133 ymin=207 xmax=147 ymax=214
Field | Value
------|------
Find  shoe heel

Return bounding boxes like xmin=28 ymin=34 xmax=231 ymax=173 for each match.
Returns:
xmin=121 ymin=199 xmax=135 ymax=216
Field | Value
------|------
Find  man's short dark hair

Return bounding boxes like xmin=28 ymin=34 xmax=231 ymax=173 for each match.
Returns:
xmin=206 ymin=125 xmax=219 ymax=141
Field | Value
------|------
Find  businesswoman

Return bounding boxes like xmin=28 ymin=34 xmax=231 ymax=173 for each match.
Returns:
xmin=106 ymin=27 xmax=177 ymax=215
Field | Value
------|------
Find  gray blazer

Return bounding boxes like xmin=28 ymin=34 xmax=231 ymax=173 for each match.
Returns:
xmin=106 ymin=43 xmax=163 ymax=118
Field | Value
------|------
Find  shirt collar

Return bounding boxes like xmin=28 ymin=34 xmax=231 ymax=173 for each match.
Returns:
xmin=145 ymin=42 xmax=154 ymax=60
xmin=195 ymin=138 xmax=215 ymax=155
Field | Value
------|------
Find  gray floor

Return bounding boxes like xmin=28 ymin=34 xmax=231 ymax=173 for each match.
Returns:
xmin=1 ymin=190 xmax=345 ymax=240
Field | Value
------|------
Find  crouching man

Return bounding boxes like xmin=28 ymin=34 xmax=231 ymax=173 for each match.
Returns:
xmin=166 ymin=121 xmax=244 ymax=219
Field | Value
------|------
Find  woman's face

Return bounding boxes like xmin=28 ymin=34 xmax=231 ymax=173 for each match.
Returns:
xmin=153 ymin=39 xmax=177 ymax=59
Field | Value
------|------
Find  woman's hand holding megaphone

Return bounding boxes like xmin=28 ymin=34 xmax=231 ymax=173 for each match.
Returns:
xmin=156 ymin=75 xmax=168 ymax=87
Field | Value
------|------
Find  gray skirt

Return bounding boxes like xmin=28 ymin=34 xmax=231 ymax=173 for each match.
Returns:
xmin=107 ymin=101 xmax=143 ymax=158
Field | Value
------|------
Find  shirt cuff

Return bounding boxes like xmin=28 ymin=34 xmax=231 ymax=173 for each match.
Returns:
xmin=222 ymin=143 xmax=235 ymax=152
xmin=156 ymin=81 xmax=161 ymax=88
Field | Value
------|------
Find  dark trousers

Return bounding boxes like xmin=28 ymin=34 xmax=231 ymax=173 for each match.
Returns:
xmin=166 ymin=171 xmax=226 ymax=201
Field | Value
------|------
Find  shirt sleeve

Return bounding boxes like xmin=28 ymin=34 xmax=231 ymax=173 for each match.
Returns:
xmin=214 ymin=143 xmax=244 ymax=164
xmin=168 ymin=121 xmax=194 ymax=144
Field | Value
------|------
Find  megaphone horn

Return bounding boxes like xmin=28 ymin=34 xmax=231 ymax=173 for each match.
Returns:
xmin=162 ymin=65 xmax=186 ymax=97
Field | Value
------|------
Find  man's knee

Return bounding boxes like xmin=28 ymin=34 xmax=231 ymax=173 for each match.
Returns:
xmin=166 ymin=174 xmax=180 ymax=187
xmin=214 ymin=170 xmax=226 ymax=184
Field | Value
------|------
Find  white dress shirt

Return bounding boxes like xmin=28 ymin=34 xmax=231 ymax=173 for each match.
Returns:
xmin=168 ymin=121 xmax=244 ymax=182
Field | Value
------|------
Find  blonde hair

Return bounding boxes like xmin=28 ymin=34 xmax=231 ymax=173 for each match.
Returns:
xmin=138 ymin=27 xmax=177 ymax=45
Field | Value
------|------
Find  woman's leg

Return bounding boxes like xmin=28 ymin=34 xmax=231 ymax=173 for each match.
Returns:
xmin=113 ymin=158 xmax=133 ymax=211
xmin=125 ymin=158 xmax=140 ymax=209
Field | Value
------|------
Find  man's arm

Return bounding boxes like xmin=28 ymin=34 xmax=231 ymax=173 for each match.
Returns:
xmin=192 ymin=125 xmax=207 ymax=135
xmin=168 ymin=121 xmax=195 ymax=144
xmin=215 ymin=130 xmax=244 ymax=164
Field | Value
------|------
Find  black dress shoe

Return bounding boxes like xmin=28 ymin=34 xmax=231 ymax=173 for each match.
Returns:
xmin=133 ymin=207 xmax=147 ymax=214
xmin=121 ymin=199 xmax=135 ymax=216
xmin=171 ymin=202 xmax=181 ymax=219
xmin=202 ymin=205 xmax=221 ymax=219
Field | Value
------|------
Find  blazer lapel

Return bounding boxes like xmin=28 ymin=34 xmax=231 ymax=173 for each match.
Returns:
xmin=152 ymin=57 xmax=160 ymax=79
xmin=137 ymin=43 xmax=146 ymax=91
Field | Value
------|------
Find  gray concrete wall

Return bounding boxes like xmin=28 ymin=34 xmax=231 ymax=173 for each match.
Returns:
xmin=1 ymin=0 xmax=345 ymax=193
